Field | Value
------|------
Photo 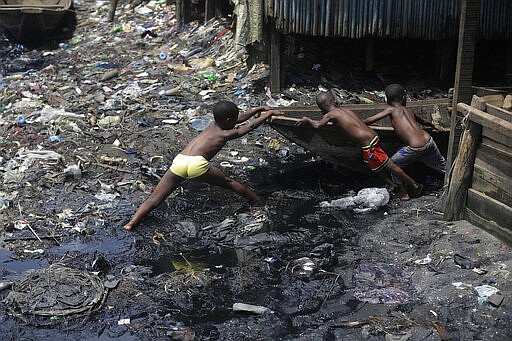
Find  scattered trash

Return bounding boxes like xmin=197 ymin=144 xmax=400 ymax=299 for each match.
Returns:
xmin=189 ymin=117 xmax=212 ymax=131
xmin=5 ymin=265 xmax=107 ymax=317
xmin=64 ymin=164 xmax=82 ymax=178
xmin=117 ymin=318 xmax=130 ymax=325
xmin=414 ymin=254 xmax=432 ymax=265
xmin=454 ymin=253 xmax=475 ymax=269
xmin=232 ymin=303 xmax=273 ymax=315
xmin=291 ymin=257 xmax=317 ymax=278
xmin=353 ymin=263 xmax=417 ymax=304
xmin=487 ymin=293 xmax=504 ymax=308
xmin=474 ymin=285 xmax=500 ymax=305
xmin=97 ymin=115 xmax=122 ymax=127
xmin=320 ymin=187 xmax=389 ymax=213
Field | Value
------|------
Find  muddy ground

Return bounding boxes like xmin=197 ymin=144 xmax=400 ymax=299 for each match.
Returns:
xmin=1 ymin=1 xmax=511 ymax=340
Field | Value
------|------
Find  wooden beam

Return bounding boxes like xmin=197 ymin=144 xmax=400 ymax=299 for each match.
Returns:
xmin=485 ymin=103 xmax=512 ymax=123
xmin=444 ymin=119 xmax=482 ymax=221
xmin=465 ymin=207 xmax=512 ymax=243
xmin=446 ymin=0 xmax=481 ymax=182
xmin=472 ymin=164 xmax=512 ymax=207
xmin=467 ymin=189 xmax=512 ymax=230
xmin=457 ymin=103 xmax=512 ymax=145
xmin=269 ymin=22 xmax=281 ymax=92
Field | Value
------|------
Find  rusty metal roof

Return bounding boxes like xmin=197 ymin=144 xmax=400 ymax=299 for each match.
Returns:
xmin=265 ymin=0 xmax=512 ymax=39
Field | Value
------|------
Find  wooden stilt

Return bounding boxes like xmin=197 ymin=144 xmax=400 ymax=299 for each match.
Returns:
xmin=270 ymin=22 xmax=281 ymax=92
xmin=444 ymin=107 xmax=482 ymax=221
xmin=108 ymin=0 xmax=119 ymax=22
xmin=205 ymin=0 xmax=215 ymax=23
xmin=445 ymin=0 xmax=481 ymax=183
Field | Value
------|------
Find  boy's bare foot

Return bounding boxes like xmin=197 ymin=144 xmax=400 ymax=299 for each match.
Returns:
xmin=399 ymin=193 xmax=411 ymax=201
xmin=410 ymin=183 xmax=423 ymax=198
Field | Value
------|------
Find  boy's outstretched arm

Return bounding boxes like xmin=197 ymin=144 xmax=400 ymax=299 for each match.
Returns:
xmin=363 ymin=109 xmax=390 ymax=125
xmin=237 ymin=106 xmax=273 ymax=123
xmin=414 ymin=113 xmax=447 ymax=132
xmin=124 ymin=170 xmax=182 ymax=231
xmin=296 ymin=114 xmax=331 ymax=128
xmin=228 ymin=109 xmax=283 ymax=139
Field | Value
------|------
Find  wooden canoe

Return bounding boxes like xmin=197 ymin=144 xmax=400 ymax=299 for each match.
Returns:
xmin=0 ymin=0 xmax=76 ymax=44
xmin=269 ymin=98 xmax=451 ymax=174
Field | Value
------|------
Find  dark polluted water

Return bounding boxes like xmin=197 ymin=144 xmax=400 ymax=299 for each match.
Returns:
xmin=0 ymin=162 xmax=449 ymax=340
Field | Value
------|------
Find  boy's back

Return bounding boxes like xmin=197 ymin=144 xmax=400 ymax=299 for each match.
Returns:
xmin=326 ymin=108 xmax=377 ymax=146
xmin=387 ymin=105 xmax=430 ymax=148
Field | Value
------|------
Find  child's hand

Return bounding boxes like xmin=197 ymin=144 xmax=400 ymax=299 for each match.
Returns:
xmin=295 ymin=117 xmax=310 ymax=126
xmin=268 ymin=110 xmax=284 ymax=116
xmin=259 ymin=105 xmax=273 ymax=112
xmin=433 ymin=124 xmax=447 ymax=132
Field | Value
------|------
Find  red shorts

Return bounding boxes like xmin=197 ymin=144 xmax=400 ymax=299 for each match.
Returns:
xmin=362 ymin=136 xmax=389 ymax=172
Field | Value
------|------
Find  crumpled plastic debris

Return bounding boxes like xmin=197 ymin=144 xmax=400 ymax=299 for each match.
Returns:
xmin=320 ymin=187 xmax=389 ymax=213
xmin=353 ymin=263 xmax=417 ymax=304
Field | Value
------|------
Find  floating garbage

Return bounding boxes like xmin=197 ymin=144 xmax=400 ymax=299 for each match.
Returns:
xmin=5 ymin=265 xmax=106 ymax=318
xmin=97 ymin=115 xmax=122 ymax=127
xmin=320 ymin=187 xmax=389 ymax=213
xmin=233 ymin=303 xmax=273 ymax=315
xmin=353 ymin=263 xmax=417 ymax=304
xmin=188 ymin=117 xmax=213 ymax=131
xmin=474 ymin=285 xmax=499 ymax=305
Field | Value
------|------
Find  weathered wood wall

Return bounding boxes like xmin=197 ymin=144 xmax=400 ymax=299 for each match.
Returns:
xmin=445 ymin=94 xmax=512 ymax=242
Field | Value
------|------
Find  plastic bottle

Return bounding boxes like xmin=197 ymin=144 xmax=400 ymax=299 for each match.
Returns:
xmin=16 ymin=115 xmax=26 ymax=126
xmin=159 ymin=51 xmax=167 ymax=60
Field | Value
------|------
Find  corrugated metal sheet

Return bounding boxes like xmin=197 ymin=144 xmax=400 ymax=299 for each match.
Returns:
xmin=265 ymin=0 xmax=512 ymax=39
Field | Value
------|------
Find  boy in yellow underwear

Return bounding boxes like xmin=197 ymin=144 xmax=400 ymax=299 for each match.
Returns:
xmin=124 ymin=101 xmax=282 ymax=231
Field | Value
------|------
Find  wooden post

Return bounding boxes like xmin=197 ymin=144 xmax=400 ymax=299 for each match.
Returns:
xmin=445 ymin=0 xmax=480 ymax=183
xmin=444 ymin=113 xmax=482 ymax=221
xmin=205 ymin=0 xmax=215 ymax=23
xmin=108 ymin=0 xmax=119 ymax=22
xmin=270 ymin=22 xmax=281 ymax=92
xmin=176 ymin=0 xmax=187 ymax=26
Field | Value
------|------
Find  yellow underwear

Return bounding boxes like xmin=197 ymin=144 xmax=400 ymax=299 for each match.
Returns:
xmin=170 ymin=154 xmax=210 ymax=179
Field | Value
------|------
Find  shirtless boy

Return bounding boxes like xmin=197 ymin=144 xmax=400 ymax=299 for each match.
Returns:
xmin=363 ymin=84 xmax=446 ymax=200
xmin=124 ymin=101 xmax=282 ymax=231
xmin=297 ymin=91 xmax=422 ymax=198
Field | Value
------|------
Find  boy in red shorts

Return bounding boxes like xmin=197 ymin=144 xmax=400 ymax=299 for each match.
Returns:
xmin=297 ymin=91 xmax=422 ymax=199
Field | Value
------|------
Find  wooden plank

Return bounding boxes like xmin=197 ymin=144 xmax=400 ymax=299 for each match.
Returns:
xmin=444 ymin=120 xmax=481 ymax=221
xmin=472 ymin=86 xmax=510 ymax=97
xmin=457 ymin=103 xmax=512 ymax=145
xmin=481 ymin=126 xmax=512 ymax=150
xmin=475 ymin=156 xmax=509 ymax=184
xmin=482 ymin=95 xmax=505 ymax=107
xmin=465 ymin=207 xmax=512 ymax=244
xmin=472 ymin=165 xmax=512 ymax=207
xmin=476 ymin=143 xmax=512 ymax=175
xmin=485 ymin=103 xmax=512 ymax=123
xmin=466 ymin=189 xmax=512 ymax=230
xmin=482 ymin=137 xmax=512 ymax=156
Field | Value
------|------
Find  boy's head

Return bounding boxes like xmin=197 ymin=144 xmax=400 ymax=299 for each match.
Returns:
xmin=385 ymin=84 xmax=406 ymax=105
xmin=316 ymin=91 xmax=336 ymax=113
xmin=213 ymin=100 xmax=239 ymax=129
